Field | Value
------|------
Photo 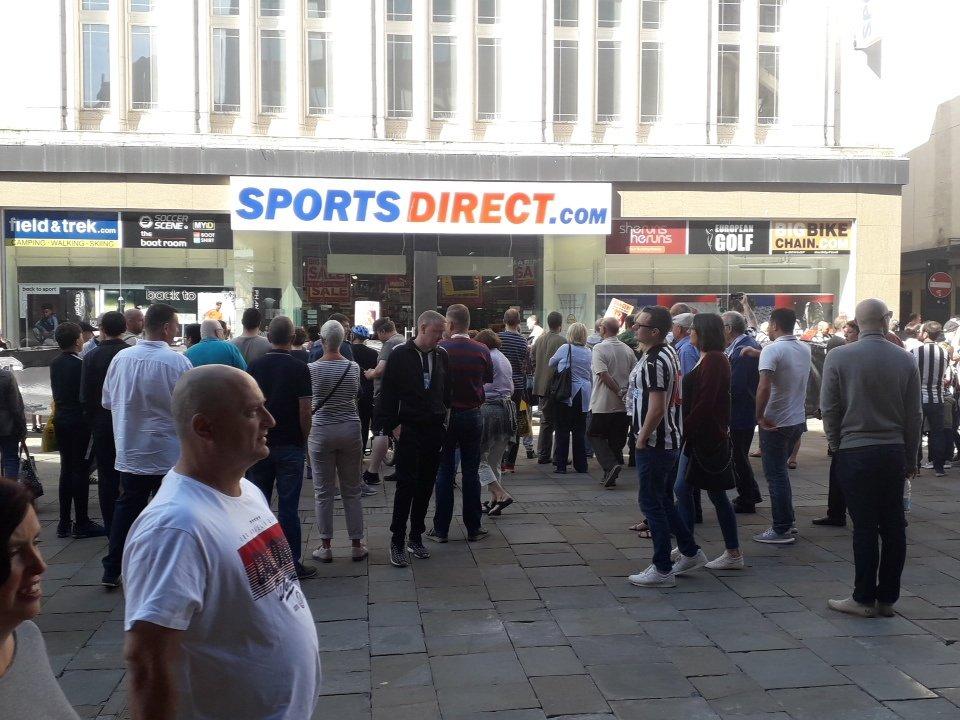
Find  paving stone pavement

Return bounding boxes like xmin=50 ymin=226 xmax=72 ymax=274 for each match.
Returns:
xmin=26 ymin=423 xmax=960 ymax=719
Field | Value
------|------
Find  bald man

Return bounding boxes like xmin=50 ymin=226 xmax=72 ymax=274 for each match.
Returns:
xmin=123 ymin=366 xmax=320 ymax=720
xmin=820 ymin=299 xmax=922 ymax=618
xmin=184 ymin=319 xmax=247 ymax=370
xmin=121 ymin=308 xmax=144 ymax=346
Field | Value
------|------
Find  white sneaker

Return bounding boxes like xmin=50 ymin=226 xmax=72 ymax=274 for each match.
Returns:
xmin=705 ymin=551 xmax=745 ymax=570
xmin=360 ymin=483 xmax=379 ymax=497
xmin=753 ymin=528 xmax=796 ymax=545
xmin=945 ymin=462 xmax=953 ymax=469
xmin=921 ymin=461 xmax=935 ymax=470
xmin=670 ymin=549 xmax=708 ymax=576
xmin=670 ymin=547 xmax=681 ymax=562
xmin=628 ymin=565 xmax=676 ymax=587
xmin=312 ymin=546 xmax=333 ymax=563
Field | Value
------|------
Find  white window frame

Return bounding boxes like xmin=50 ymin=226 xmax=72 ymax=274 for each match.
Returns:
xmin=130 ymin=25 xmax=157 ymax=110
xmin=386 ymin=33 xmax=413 ymax=118
xmin=431 ymin=35 xmax=457 ymax=120
xmin=596 ymin=39 xmax=620 ymax=123
xmin=259 ymin=28 xmax=286 ymax=114
xmin=211 ymin=26 xmax=241 ymax=113
xmin=640 ymin=0 xmax=662 ymax=29
xmin=81 ymin=22 xmax=111 ymax=109
xmin=477 ymin=0 xmax=498 ymax=24
xmin=212 ymin=0 xmax=239 ymax=16
xmin=758 ymin=0 xmax=782 ymax=33
xmin=717 ymin=42 xmax=740 ymax=124
xmin=554 ymin=0 xmax=578 ymax=28
xmin=718 ymin=0 xmax=741 ymax=32
xmin=306 ymin=0 xmax=327 ymax=19
xmin=387 ymin=0 xmax=413 ymax=22
xmin=553 ymin=39 xmax=578 ymax=122
xmin=476 ymin=36 xmax=500 ymax=120
xmin=306 ymin=31 xmax=332 ymax=115
xmin=639 ymin=40 xmax=662 ymax=123
xmin=260 ymin=0 xmax=284 ymax=18
xmin=757 ymin=44 xmax=779 ymax=124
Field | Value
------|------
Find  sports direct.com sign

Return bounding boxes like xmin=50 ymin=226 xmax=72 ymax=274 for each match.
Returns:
xmin=229 ymin=177 xmax=612 ymax=235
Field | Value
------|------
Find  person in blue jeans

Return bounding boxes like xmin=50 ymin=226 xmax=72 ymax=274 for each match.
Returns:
xmin=625 ymin=305 xmax=707 ymax=588
xmin=0 ymin=368 xmax=27 ymax=480
xmin=427 ymin=304 xmax=493 ymax=543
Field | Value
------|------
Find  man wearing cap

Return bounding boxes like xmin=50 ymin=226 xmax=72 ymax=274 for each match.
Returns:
xmin=672 ymin=313 xmax=700 ymax=377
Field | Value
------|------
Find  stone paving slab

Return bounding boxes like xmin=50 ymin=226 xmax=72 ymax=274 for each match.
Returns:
xmin=19 ymin=426 xmax=960 ymax=718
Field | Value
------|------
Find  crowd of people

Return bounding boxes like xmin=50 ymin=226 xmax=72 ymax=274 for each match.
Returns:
xmin=0 ymin=292 xmax=937 ymax=717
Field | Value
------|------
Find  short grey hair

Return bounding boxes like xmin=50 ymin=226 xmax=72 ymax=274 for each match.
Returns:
xmin=320 ymin=319 xmax=344 ymax=349
xmin=722 ymin=311 xmax=747 ymax=336
xmin=200 ymin=319 xmax=221 ymax=339
xmin=417 ymin=310 xmax=446 ymax=328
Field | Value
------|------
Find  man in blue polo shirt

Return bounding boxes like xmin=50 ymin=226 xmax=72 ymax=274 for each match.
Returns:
xmin=185 ymin=319 xmax=247 ymax=369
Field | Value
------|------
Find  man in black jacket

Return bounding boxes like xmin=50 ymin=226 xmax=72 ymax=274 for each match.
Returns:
xmin=51 ymin=322 xmax=105 ymax=539
xmin=376 ymin=310 xmax=450 ymax=568
xmin=79 ymin=311 xmax=129 ymax=535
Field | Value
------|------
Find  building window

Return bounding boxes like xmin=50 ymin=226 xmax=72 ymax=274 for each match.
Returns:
xmin=597 ymin=0 xmax=620 ymax=27
xmin=387 ymin=0 xmax=413 ymax=21
xmin=758 ymin=0 xmax=782 ymax=32
xmin=130 ymin=26 xmax=157 ymax=109
xmin=477 ymin=0 xmax=497 ymax=24
xmin=553 ymin=39 xmax=577 ymax=122
xmin=596 ymin=40 xmax=619 ymax=122
xmin=387 ymin=34 xmax=413 ymax=117
xmin=554 ymin=0 xmax=577 ymax=27
xmin=641 ymin=0 xmax=662 ymax=29
xmin=307 ymin=0 xmax=327 ymax=19
xmin=757 ymin=44 xmax=779 ymax=124
xmin=433 ymin=0 xmax=455 ymax=23
xmin=131 ymin=0 xmax=152 ymax=11
xmin=260 ymin=0 xmax=284 ymax=17
xmin=81 ymin=23 xmax=110 ymax=109
xmin=718 ymin=0 xmax=740 ymax=31
xmin=717 ymin=43 xmax=739 ymax=123
xmin=640 ymin=40 xmax=661 ymax=122
xmin=477 ymin=37 xmax=500 ymax=119
xmin=213 ymin=0 xmax=239 ymax=15
xmin=212 ymin=27 xmax=240 ymax=112
xmin=307 ymin=32 xmax=331 ymax=115
xmin=82 ymin=0 xmax=109 ymax=10
xmin=260 ymin=29 xmax=285 ymax=113
xmin=432 ymin=36 xmax=456 ymax=119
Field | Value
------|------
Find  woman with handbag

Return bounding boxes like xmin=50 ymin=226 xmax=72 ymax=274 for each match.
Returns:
xmin=673 ymin=313 xmax=744 ymax=571
xmin=0 ymin=368 xmax=26 ymax=480
xmin=308 ymin=320 xmax=368 ymax=562
xmin=475 ymin=330 xmax=516 ymax=516
xmin=548 ymin=323 xmax=593 ymax=473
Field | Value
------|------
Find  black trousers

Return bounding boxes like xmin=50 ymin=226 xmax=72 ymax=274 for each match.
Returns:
xmin=836 ymin=444 xmax=907 ymax=606
xmin=731 ymin=427 xmax=762 ymax=506
xmin=102 ymin=472 xmax=164 ymax=577
xmin=554 ymin=393 xmax=587 ymax=473
xmin=358 ymin=396 xmax=373 ymax=451
xmin=390 ymin=421 xmax=444 ymax=546
xmin=55 ymin=419 xmax=92 ymax=527
xmin=588 ymin=412 xmax=629 ymax=472
xmin=91 ymin=415 xmax=121 ymax=534
xmin=826 ymin=452 xmax=847 ymax=521
xmin=503 ymin=389 xmax=526 ymax=466
xmin=536 ymin=396 xmax=556 ymax=463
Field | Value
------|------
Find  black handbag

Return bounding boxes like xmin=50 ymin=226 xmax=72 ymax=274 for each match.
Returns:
xmin=18 ymin=442 xmax=43 ymax=498
xmin=683 ymin=438 xmax=738 ymax=492
xmin=549 ymin=343 xmax=573 ymax=404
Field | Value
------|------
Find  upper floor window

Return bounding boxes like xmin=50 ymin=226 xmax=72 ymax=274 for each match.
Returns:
xmin=212 ymin=27 xmax=240 ymax=113
xmin=82 ymin=23 xmax=110 ymax=108
xmin=596 ymin=40 xmax=620 ymax=122
xmin=717 ymin=43 xmax=739 ymax=123
xmin=758 ymin=0 xmax=782 ymax=32
xmin=131 ymin=0 xmax=153 ymax=11
xmin=432 ymin=36 xmax=457 ymax=119
xmin=554 ymin=0 xmax=577 ymax=27
xmin=307 ymin=0 xmax=327 ymax=19
xmin=597 ymin=0 xmax=620 ymax=28
xmin=433 ymin=0 xmax=455 ymax=23
xmin=387 ymin=34 xmax=413 ymax=117
xmin=388 ymin=0 xmax=413 ymax=21
xmin=641 ymin=0 xmax=662 ymax=29
xmin=553 ymin=39 xmax=577 ymax=121
xmin=213 ymin=0 xmax=239 ymax=15
xmin=260 ymin=0 xmax=284 ymax=17
xmin=757 ymin=45 xmax=779 ymax=123
xmin=640 ymin=40 xmax=662 ymax=122
xmin=82 ymin=0 xmax=109 ymax=10
xmin=476 ymin=37 xmax=500 ymax=119
xmin=477 ymin=0 xmax=497 ymax=24
xmin=308 ymin=32 xmax=332 ymax=114
xmin=718 ymin=0 xmax=740 ymax=31
xmin=130 ymin=26 xmax=157 ymax=109
xmin=260 ymin=29 xmax=285 ymax=113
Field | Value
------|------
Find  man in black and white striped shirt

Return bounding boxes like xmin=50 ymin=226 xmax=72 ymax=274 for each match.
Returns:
xmin=626 ymin=305 xmax=704 ymax=588
xmin=911 ymin=322 xmax=951 ymax=476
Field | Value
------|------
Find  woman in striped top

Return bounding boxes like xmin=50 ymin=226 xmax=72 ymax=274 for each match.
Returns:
xmin=308 ymin=320 xmax=367 ymax=563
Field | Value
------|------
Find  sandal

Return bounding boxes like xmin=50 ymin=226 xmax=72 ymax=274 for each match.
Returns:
xmin=637 ymin=529 xmax=653 ymax=539
xmin=788 ymin=461 xmax=798 ymax=470
xmin=749 ymin=449 xmax=762 ymax=458
xmin=481 ymin=501 xmax=492 ymax=514
xmin=488 ymin=498 xmax=514 ymax=517
xmin=629 ymin=521 xmax=649 ymax=533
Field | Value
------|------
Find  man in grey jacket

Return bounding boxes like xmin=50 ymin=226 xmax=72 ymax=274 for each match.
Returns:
xmin=820 ymin=298 xmax=921 ymax=618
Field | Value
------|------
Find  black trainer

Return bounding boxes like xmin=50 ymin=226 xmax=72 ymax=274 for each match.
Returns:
xmin=424 ymin=529 xmax=448 ymax=543
xmin=73 ymin=520 xmax=107 ymax=539
xmin=56 ymin=521 xmax=71 ymax=539
xmin=390 ymin=544 xmax=410 ymax=568
xmin=296 ymin=563 xmax=319 ymax=579
xmin=467 ymin=528 xmax=489 ymax=542
xmin=362 ymin=470 xmax=381 ymax=486
xmin=406 ymin=540 xmax=430 ymax=559
xmin=101 ymin=571 xmax=122 ymax=589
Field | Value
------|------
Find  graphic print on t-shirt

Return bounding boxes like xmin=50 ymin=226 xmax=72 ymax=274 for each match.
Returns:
xmin=237 ymin=522 xmax=296 ymax=600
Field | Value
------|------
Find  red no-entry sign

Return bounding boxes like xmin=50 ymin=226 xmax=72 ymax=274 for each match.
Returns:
xmin=929 ymin=272 xmax=953 ymax=299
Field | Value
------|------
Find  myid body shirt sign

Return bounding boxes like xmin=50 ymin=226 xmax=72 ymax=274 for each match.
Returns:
xmin=229 ymin=177 xmax=612 ymax=235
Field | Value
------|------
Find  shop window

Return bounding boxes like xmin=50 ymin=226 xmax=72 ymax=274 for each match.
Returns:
xmin=718 ymin=0 xmax=740 ymax=31
xmin=130 ymin=26 xmax=157 ymax=110
xmin=432 ymin=36 xmax=457 ymax=119
xmin=717 ymin=43 xmax=739 ymax=124
xmin=596 ymin=40 xmax=620 ymax=123
xmin=307 ymin=32 xmax=332 ymax=115
xmin=433 ymin=0 xmax=455 ymax=23
xmin=213 ymin=0 xmax=239 ymax=15
xmin=260 ymin=29 xmax=286 ymax=113
xmin=307 ymin=0 xmax=327 ymax=19
xmin=554 ymin=0 xmax=577 ymax=27
xmin=212 ymin=28 xmax=240 ymax=112
xmin=597 ymin=0 xmax=620 ymax=28
xmin=387 ymin=34 xmax=413 ymax=117
xmin=388 ymin=0 xmax=413 ymax=22
xmin=758 ymin=0 xmax=782 ymax=33
xmin=260 ymin=0 xmax=284 ymax=17
xmin=131 ymin=0 xmax=152 ymax=11
xmin=640 ymin=41 xmax=661 ymax=122
xmin=477 ymin=37 xmax=501 ymax=120
xmin=82 ymin=23 xmax=110 ymax=109
xmin=757 ymin=45 xmax=779 ymax=124
xmin=553 ymin=39 xmax=578 ymax=122
xmin=477 ymin=0 xmax=498 ymax=24
xmin=641 ymin=0 xmax=662 ymax=29
xmin=82 ymin=0 xmax=109 ymax=9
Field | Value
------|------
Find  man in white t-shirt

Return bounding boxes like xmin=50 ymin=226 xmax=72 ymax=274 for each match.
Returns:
xmin=123 ymin=365 xmax=320 ymax=720
xmin=754 ymin=307 xmax=811 ymax=545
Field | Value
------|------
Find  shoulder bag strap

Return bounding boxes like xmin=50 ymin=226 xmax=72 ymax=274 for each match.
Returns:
xmin=312 ymin=363 xmax=352 ymax=416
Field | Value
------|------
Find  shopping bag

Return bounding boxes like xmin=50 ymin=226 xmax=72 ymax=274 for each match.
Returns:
xmin=41 ymin=402 xmax=57 ymax=453
xmin=18 ymin=443 xmax=43 ymax=498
